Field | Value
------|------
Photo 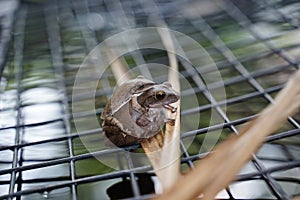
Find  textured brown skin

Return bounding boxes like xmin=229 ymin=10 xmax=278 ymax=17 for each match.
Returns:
xmin=101 ymin=76 xmax=179 ymax=147
xmin=102 ymin=98 xmax=141 ymax=146
xmin=102 ymin=116 xmax=141 ymax=146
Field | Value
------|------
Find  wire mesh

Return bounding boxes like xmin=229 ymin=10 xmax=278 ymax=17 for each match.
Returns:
xmin=0 ymin=0 xmax=299 ymax=199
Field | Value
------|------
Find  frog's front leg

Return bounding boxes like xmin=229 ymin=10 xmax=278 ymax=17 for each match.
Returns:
xmin=102 ymin=116 xmax=140 ymax=146
xmin=130 ymin=97 xmax=150 ymax=127
xmin=136 ymin=113 xmax=151 ymax=127
xmin=164 ymin=118 xmax=175 ymax=126
xmin=102 ymin=116 xmax=127 ymax=137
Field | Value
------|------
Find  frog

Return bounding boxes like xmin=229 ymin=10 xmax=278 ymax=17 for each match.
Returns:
xmin=101 ymin=75 xmax=180 ymax=147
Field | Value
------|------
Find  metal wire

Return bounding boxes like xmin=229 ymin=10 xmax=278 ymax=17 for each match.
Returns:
xmin=0 ymin=0 xmax=299 ymax=199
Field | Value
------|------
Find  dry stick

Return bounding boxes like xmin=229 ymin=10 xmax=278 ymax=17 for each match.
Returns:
xmin=158 ymin=27 xmax=181 ymax=188
xmin=141 ymin=129 xmax=166 ymax=183
xmin=141 ymin=26 xmax=182 ymax=190
xmin=105 ymin=46 xmax=132 ymax=85
xmin=155 ymin=69 xmax=300 ymax=200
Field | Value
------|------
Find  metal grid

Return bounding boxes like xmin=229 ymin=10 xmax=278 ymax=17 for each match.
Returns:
xmin=0 ymin=0 xmax=299 ymax=199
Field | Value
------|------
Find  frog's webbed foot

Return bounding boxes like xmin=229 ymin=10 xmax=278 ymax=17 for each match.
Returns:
xmin=163 ymin=104 xmax=177 ymax=113
xmin=165 ymin=118 xmax=176 ymax=126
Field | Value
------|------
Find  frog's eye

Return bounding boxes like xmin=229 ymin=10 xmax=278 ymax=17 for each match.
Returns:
xmin=155 ymin=91 xmax=166 ymax=101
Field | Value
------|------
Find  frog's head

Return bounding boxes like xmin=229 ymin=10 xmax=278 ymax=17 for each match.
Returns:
xmin=137 ymin=82 xmax=180 ymax=111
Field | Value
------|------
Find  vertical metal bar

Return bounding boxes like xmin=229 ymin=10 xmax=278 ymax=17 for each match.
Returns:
xmin=71 ymin=0 xmax=129 ymax=175
xmin=125 ymin=151 xmax=141 ymax=199
xmin=8 ymin=6 xmax=27 ymax=200
xmin=44 ymin=2 xmax=78 ymax=199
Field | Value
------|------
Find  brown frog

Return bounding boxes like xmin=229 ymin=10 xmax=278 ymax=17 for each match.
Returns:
xmin=101 ymin=75 xmax=180 ymax=147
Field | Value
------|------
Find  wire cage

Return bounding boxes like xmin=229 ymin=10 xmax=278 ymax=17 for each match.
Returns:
xmin=0 ymin=0 xmax=299 ymax=199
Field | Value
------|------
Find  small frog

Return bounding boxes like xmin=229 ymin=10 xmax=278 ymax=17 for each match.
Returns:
xmin=101 ymin=75 xmax=180 ymax=147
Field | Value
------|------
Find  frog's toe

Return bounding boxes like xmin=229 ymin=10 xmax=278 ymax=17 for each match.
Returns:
xmin=165 ymin=118 xmax=175 ymax=126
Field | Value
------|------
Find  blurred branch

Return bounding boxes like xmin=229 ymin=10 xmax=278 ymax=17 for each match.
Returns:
xmin=105 ymin=46 xmax=132 ymax=85
xmin=154 ymin=69 xmax=300 ymax=199
xmin=157 ymin=27 xmax=181 ymax=189
xmin=293 ymin=195 xmax=300 ymax=200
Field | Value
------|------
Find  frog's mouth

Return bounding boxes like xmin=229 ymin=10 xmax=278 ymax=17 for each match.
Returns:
xmin=148 ymin=103 xmax=177 ymax=113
